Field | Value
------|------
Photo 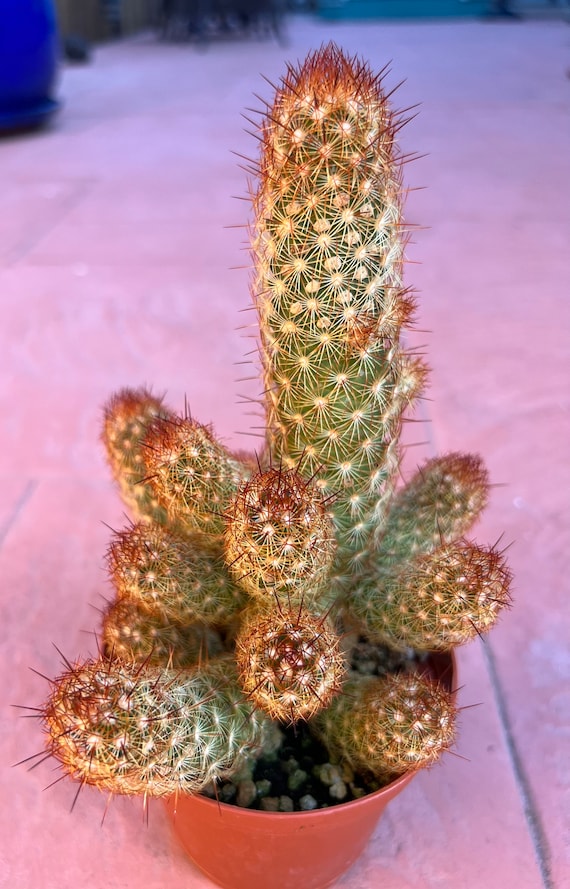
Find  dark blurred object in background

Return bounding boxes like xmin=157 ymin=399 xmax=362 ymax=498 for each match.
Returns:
xmin=158 ymin=0 xmax=286 ymax=42
xmin=63 ymin=35 xmax=93 ymax=63
xmin=101 ymin=0 xmax=123 ymax=35
xmin=55 ymin=0 xmax=163 ymax=42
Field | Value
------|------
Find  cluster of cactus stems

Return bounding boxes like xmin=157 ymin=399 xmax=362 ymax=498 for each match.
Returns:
xmin=40 ymin=45 xmax=512 ymax=804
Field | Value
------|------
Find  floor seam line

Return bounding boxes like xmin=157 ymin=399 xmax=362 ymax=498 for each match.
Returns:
xmin=0 ymin=480 xmax=38 ymax=550
xmin=482 ymin=637 xmax=554 ymax=889
xmin=5 ymin=178 xmax=97 ymax=267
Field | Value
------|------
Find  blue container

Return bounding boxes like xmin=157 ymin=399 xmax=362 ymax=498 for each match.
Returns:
xmin=317 ymin=0 xmax=490 ymax=17
xmin=0 ymin=0 xmax=61 ymax=131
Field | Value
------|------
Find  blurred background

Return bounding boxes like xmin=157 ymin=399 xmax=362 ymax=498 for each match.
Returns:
xmin=52 ymin=0 xmax=570 ymax=41
xmin=0 ymin=4 xmax=568 ymax=889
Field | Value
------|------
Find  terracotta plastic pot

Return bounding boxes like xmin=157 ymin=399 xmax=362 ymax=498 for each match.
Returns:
xmin=165 ymin=651 xmax=456 ymax=889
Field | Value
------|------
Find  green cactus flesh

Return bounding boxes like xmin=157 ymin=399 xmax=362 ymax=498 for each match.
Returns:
xmin=375 ymin=453 xmax=489 ymax=564
xmin=235 ymin=604 xmax=347 ymax=723
xmin=314 ymin=670 xmax=457 ymax=782
xmin=107 ymin=521 xmax=247 ymax=625
xmin=43 ymin=657 xmax=269 ymax=797
xmin=143 ymin=415 xmax=249 ymax=538
xmin=34 ymin=45 xmax=514 ymax=806
xmin=253 ymin=45 xmax=427 ymax=574
xmin=102 ymin=598 xmax=224 ymax=668
xmin=224 ymin=466 xmax=335 ymax=609
xmin=102 ymin=387 xmax=171 ymax=525
xmin=352 ymin=539 xmax=512 ymax=651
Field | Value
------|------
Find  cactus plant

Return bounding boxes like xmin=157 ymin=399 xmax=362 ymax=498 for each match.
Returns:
xmin=38 ymin=44 xmax=511 ymax=820
xmin=44 ymin=657 xmax=269 ymax=797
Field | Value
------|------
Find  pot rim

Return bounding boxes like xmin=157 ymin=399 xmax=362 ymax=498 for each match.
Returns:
xmin=168 ymin=766 xmax=415 ymax=821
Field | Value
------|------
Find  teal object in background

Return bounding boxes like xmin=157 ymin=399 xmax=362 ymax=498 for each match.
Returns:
xmin=317 ymin=0 xmax=490 ymax=18
xmin=0 ymin=0 xmax=61 ymax=131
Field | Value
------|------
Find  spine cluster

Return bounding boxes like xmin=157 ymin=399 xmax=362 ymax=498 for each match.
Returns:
xmin=236 ymin=605 xmax=346 ymax=722
xmin=107 ymin=521 xmax=246 ymax=625
xmin=353 ymin=539 xmax=512 ymax=652
xmin=143 ymin=415 xmax=248 ymax=537
xmin=224 ymin=466 xmax=335 ymax=608
xmin=374 ymin=453 xmax=490 ymax=563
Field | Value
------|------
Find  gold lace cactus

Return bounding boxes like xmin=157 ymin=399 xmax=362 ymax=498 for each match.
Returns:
xmin=44 ymin=658 xmax=269 ymax=797
xmin=102 ymin=387 xmax=171 ymax=525
xmin=38 ymin=45 xmax=512 ymax=802
xmin=314 ymin=672 xmax=457 ymax=781
xmin=235 ymin=605 xmax=346 ymax=722
xmin=224 ymin=466 xmax=335 ymax=607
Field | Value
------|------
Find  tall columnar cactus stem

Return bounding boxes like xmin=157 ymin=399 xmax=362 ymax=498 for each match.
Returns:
xmin=252 ymin=45 xmax=427 ymax=574
xmin=314 ymin=671 xmax=456 ymax=782
xmin=102 ymin=598 xmax=223 ymax=668
xmin=143 ymin=416 xmax=249 ymax=537
xmin=224 ymin=466 xmax=335 ymax=609
xmin=351 ymin=539 xmax=512 ymax=651
xmin=102 ymin=387 xmax=171 ymax=525
xmin=235 ymin=605 xmax=346 ymax=723
xmin=107 ymin=522 xmax=247 ymax=625
xmin=43 ymin=657 xmax=269 ymax=797
xmin=375 ymin=453 xmax=489 ymax=563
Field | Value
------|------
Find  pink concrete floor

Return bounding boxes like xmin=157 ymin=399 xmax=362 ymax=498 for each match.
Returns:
xmin=1 ymin=15 xmax=568 ymax=889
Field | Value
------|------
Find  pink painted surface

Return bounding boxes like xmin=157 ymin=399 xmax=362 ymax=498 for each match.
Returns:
xmin=1 ymin=17 xmax=567 ymax=889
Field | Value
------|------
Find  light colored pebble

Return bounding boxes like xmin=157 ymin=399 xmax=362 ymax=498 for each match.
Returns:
xmin=261 ymin=723 xmax=285 ymax=758
xmin=299 ymin=794 xmax=318 ymax=811
xmin=356 ymin=659 xmax=377 ymax=674
xmin=220 ymin=783 xmax=237 ymax=803
xmin=260 ymin=797 xmax=280 ymax=812
xmin=231 ymin=761 xmax=254 ymax=783
xmin=255 ymin=779 xmax=272 ymax=798
xmin=237 ymin=779 xmax=257 ymax=808
xmin=279 ymin=795 xmax=294 ymax=812
xmin=313 ymin=763 xmax=342 ymax=786
xmin=287 ymin=768 xmax=308 ymax=791
xmin=329 ymin=781 xmax=348 ymax=800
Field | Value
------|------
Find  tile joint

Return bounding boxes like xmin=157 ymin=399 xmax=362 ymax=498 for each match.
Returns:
xmin=0 ymin=480 xmax=38 ymax=550
xmin=482 ymin=637 xmax=554 ymax=889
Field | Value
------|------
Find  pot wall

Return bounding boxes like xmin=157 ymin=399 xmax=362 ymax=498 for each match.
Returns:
xmin=165 ymin=770 xmax=415 ymax=889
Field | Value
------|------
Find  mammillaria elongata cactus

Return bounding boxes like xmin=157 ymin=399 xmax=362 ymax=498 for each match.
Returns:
xmin=39 ymin=45 xmax=511 ymax=809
